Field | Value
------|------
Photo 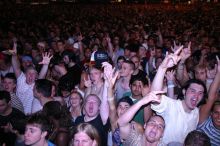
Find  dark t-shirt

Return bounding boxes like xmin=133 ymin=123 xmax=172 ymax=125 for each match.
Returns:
xmin=75 ymin=114 xmax=110 ymax=146
xmin=58 ymin=64 xmax=82 ymax=91
xmin=0 ymin=108 xmax=26 ymax=146
xmin=131 ymin=69 xmax=148 ymax=80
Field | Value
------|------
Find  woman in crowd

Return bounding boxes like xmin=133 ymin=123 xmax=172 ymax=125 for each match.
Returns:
xmin=69 ymin=91 xmax=84 ymax=123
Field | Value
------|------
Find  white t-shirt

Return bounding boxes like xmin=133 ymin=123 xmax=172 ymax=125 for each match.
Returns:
xmin=31 ymin=98 xmax=43 ymax=113
xmin=16 ymin=72 xmax=35 ymax=115
xmin=151 ymin=95 xmax=199 ymax=144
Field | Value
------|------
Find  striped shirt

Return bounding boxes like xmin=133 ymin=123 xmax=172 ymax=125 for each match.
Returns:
xmin=197 ymin=116 xmax=220 ymax=146
xmin=10 ymin=92 xmax=24 ymax=113
xmin=16 ymin=72 xmax=34 ymax=115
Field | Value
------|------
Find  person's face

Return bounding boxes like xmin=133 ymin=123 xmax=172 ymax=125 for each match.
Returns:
xmin=138 ymin=47 xmax=146 ymax=57
xmin=184 ymin=83 xmax=204 ymax=111
xmin=31 ymin=50 xmax=39 ymax=58
xmin=57 ymin=42 xmax=64 ymax=52
xmin=117 ymin=102 xmax=130 ymax=117
xmin=195 ymin=68 xmax=206 ymax=82
xmin=113 ymin=37 xmax=119 ymax=45
xmin=25 ymin=69 xmax=38 ymax=85
xmin=120 ymin=63 xmax=133 ymax=77
xmin=24 ymin=124 xmax=47 ymax=146
xmin=131 ymin=80 xmax=143 ymax=98
xmin=117 ymin=59 xmax=124 ymax=70
xmin=84 ymin=96 xmax=100 ymax=118
xmin=0 ymin=99 xmax=9 ymax=114
xmin=155 ymin=49 xmax=162 ymax=58
xmin=89 ymin=68 xmax=102 ymax=85
xmin=155 ymin=58 xmax=163 ymax=69
xmin=70 ymin=93 xmax=82 ymax=108
xmin=124 ymin=49 xmax=130 ymax=57
xmin=63 ymin=55 xmax=70 ymax=65
xmin=148 ymin=39 xmax=155 ymax=48
xmin=3 ymin=78 xmax=16 ymax=92
xmin=131 ymin=57 xmax=140 ymax=70
xmin=211 ymin=104 xmax=220 ymax=129
xmin=144 ymin=116 xmax=165 ymax=143
xmin=85 ymin=49 xmax=92 ymax=59
xmin=73 ymin=131 xmax=96 ymax=146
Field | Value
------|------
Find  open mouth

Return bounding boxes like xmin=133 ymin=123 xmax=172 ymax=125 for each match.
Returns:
xmin=148 ymin=131 xmax=156 ymax=138
xmin=190 ymin=98 xmax=197 ymax=107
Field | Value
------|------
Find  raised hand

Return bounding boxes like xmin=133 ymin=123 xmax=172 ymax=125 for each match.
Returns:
xmin=171 ymin=40 xmax=182 ymax=53
xmin=160 ymin=46 xmax=183 ymax=69
xmin=180 ymin=42 xmax=191 ymax=62
xmin=39 ymin=52 xmax=53 ymax=65
xmin=142 ymin=91 xmax=165 ymax=105
xmin=84 ymin=75 xmax=92 ymax=88
xmin=102 ymin=62 xmax=119 ymax=88
xmin=165 ymin=70 xmax=176 ymax=81
xmin=105 ymin=34 xmax=111 ymax=44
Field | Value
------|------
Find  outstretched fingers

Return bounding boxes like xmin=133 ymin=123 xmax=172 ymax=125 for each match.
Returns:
xmin=174 ymin=45 xmax=183 ymax=55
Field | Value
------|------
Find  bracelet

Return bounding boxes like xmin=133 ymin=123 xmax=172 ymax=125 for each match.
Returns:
xmin=108 ymin=98 xmax=114 ymax=102
xmin=167 ymin=84 xmax=175 ymax=88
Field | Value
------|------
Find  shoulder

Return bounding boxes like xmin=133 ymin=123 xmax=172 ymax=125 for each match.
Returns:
xmin=132 ymin=121 xmax=144 ymax=134
xmin=75 ymin=115 xmax=85 ymax=124
xmin=12 ymin=108 xmax=25 ymax=117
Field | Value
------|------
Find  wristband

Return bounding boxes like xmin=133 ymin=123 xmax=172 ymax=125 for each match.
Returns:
xmin=167 ymin=84 xmax=175 ymax=88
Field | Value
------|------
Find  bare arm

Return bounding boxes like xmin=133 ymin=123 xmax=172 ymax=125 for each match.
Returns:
xmin=102 ymin=62 xmax=119 ymax=127
xmin=151 ymin=46 xmax=183 ymax=92
xmin=165 ymin=70 xmax=176 ymax=99
xmin=118 ymin=91 xmax=162 ymax=140
xmin=199 ymin=56 xmax=220 ymax=124
xmin=11 ymin=42 xmax=22 ymax=78
xmin=38 ymin=52 xmax=53 ymax=79
xmin=100 ymin=80 xmax=110 ymax=125
xmin=106 ymin=36 xmax=114 ymax=58
xmin=176 ymin=42 xmax=191 ymax=85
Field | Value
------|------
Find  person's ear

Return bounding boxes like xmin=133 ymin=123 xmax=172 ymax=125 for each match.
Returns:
xmin=41 ymin=131 xmax=48 ymax=138
xmin=182 ymin=89 xmax=186 ymax=96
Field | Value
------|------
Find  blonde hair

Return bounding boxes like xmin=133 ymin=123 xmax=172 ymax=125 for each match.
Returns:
xmin=73 ymin=123 xmax=100 ymax=146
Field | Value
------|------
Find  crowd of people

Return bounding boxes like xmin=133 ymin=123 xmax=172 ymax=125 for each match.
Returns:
xmin=0 ymin=2 xmax=220 ymax=146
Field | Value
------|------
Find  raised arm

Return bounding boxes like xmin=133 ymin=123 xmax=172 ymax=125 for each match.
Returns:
xmin=151 ymin=46 xmax=183 ymax=92
xmin=102 ymin=62 xmax=119 ymax=131
xmin=38 ymin=52 xmax=53 ymax=79
xmin=176 ymin=42 xmax=191 ymax=85
xmin=117 ymin=91 xmax=162 ymax=140
xmin=199 ymin=56 xmax=220 ymax=124
xmin=11 ymin=42 xmax=22 ymax=78
xmin=105 ymin=35 xmax=114 ymax=58
xmin=165 ymin=70 xmax=176 ymax=99
xmin=99 ymin=79 xmax=110 ymax=125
